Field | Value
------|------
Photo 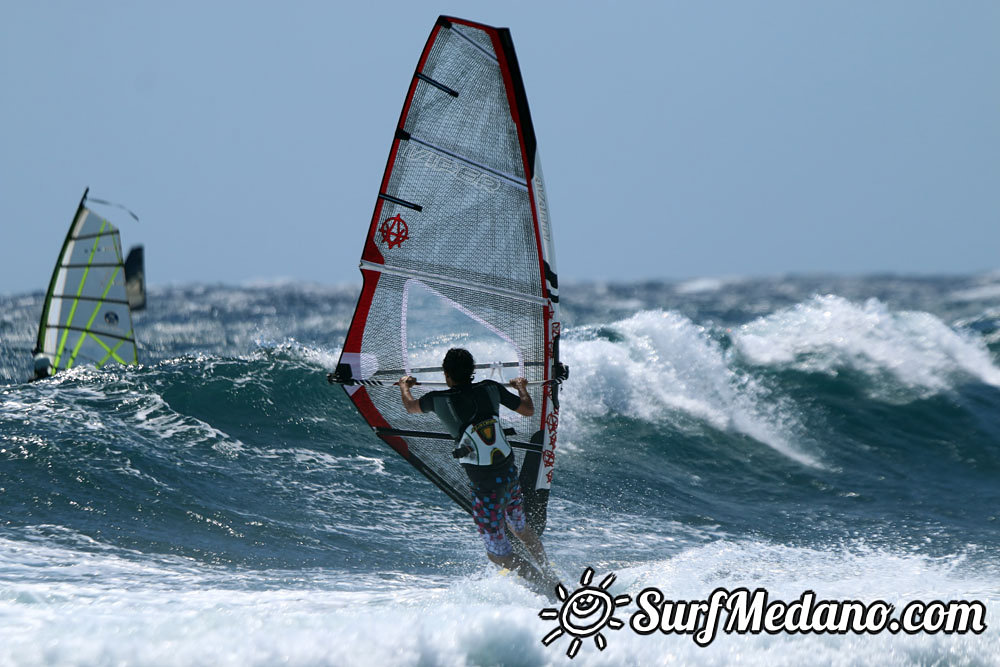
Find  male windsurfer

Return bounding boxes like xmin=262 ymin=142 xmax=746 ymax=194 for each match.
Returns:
xmin=398 ymin=347 xmax=551 ymax=579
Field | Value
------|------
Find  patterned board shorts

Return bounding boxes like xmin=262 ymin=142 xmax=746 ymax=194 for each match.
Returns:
xmin=470 ymin=463 xmax=526 ymax=557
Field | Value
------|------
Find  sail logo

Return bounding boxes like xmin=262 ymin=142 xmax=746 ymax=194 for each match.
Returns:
xmin=406 ymin=146 xmax=501 ymax=193
xmin=379 ymin=214 xmax=409 ymax=249
xmin=104 ymin=311 xmax=119 ymax=327
xmin=533 ymin=173 xmax=551 ymax=243
xmin=543 ymin=411 xmax=558 ymax=476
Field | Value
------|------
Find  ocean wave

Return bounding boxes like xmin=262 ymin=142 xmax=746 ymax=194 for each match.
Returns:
xmin=674 ymin=276 xmax=745 ymax=295
xmin=733 ymin=295 xmax=1000 ymax=399
xmin=559 ymin=310 xmax=819 ymax=467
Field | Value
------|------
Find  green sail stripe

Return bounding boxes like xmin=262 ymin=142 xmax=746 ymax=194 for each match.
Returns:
xmin=67 ymin=264 xmax=122 ymax=369
xmin=94 ymin=334 xmax=128 ymax=367
xmin=53 ymin=219 xmax=108 ymax=370
xmin=88 ymin=331 xmax=113 ymax=355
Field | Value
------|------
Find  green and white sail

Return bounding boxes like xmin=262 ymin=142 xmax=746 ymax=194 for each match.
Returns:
xmin=33 ymin=189 xmax=139 ymax=377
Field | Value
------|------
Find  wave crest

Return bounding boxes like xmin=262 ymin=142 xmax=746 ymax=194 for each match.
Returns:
xmin=734 ymin=295 xmax=1000 ymax=397
xmin=560 ymin=310 xmax=819 ymax=467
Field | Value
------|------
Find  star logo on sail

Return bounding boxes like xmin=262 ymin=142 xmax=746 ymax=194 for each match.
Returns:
xmin=379 ymin=214 xmax=409 ymax=249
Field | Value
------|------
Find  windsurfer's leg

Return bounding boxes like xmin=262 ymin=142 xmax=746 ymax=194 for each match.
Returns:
xmin=510 ymin=522 xmax=547 ymax=566
xmin=486 ymin=550 xmax=514 ymax=568
xmin=472 ymin=484 xmax=517 ymax=564
xmin=483 ymin=523 xmax=537 ymax=577
xmin=477 ymin=490 xmax=556 ymax=590
xmin=502 ymin=477 xmax=548 ymax=565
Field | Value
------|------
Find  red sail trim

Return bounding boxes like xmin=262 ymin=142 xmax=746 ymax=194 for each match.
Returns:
xmin=362 ymin=199 xmax=387 ymax=265
xmin=342 ymin=268 xmax=381 ymax=354
xmin=349 ymin=386 xmax=410 ymax=457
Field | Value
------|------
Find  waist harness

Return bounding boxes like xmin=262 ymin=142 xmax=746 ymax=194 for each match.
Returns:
xmin=448 ymin=385 xmax=513 ymax=466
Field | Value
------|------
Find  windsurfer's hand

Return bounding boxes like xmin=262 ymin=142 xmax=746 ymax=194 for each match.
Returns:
xmin=399 ymin=375 xmax=418 ymax=388
xmin=509 ymin=377 xmax=528 ymax=392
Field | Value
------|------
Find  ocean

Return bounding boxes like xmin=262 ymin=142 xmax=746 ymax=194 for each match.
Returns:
xmin=2 ymin=274 xmax=999 ymax=665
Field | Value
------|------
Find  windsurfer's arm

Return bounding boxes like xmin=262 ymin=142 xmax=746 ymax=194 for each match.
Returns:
xmin=509 ymin=378 xmax=534 ymax=416
xmin=399 ymin=376 xmax=422 ymax=414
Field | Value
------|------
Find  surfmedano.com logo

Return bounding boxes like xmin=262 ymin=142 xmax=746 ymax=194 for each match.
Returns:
xmin=539 ymin=568 xmax=987 ymax=659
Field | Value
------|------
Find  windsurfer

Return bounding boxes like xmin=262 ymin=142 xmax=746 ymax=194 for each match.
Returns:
xmin=398 ymin=348 xmax=550 ymax=576
xmin=29 ymin=347 xmax=52 ymax=382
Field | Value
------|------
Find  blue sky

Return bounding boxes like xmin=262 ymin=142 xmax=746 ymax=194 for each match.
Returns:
xmin=2 ymin=1 xmax=998 ymax=295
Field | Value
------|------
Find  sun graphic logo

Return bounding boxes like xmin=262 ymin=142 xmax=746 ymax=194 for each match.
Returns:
xmin=539 ymin=568 xmax=632 ymax=659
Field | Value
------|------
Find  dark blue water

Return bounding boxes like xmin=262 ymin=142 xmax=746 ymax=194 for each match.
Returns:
xmin=2 ymin=275 xmax=999 ymax=665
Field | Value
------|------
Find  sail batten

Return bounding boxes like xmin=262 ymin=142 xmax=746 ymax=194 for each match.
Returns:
xmin=49 ymin=294 xmax=132 ymax=305
xmin=359 ymin=260 xmax=549 ymax=305
xmin=450 ymin=26 xmax=500 ymax=63
xmin=44 ymin=325 xmax=136 ymax=344
xmin=405 ymin=134 xmax=529 ymax=188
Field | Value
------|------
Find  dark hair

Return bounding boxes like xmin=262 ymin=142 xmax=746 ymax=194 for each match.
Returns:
xmin=442 ymin=348 xmax=475 ymax=385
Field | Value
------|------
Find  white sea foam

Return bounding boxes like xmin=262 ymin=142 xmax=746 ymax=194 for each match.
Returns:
xmin=734 ymin=295 xmax=1000 ymax=397
xmin=0 ymin=365 xmax=249 ymax=458
xmin=675 ymin=276 xmax=744 ymax=295
xmin=558 ymin=311 xmax=818 ymax=467
xmin=0 ymin=534 xmax=996 ymax=666
xmin=252 ymin=447 xmax=388 ymax=476
xmin=949 ymin=282 xmax=1000 ymax=303
xmin=254 ymin=338 xmax=344 ymax=371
